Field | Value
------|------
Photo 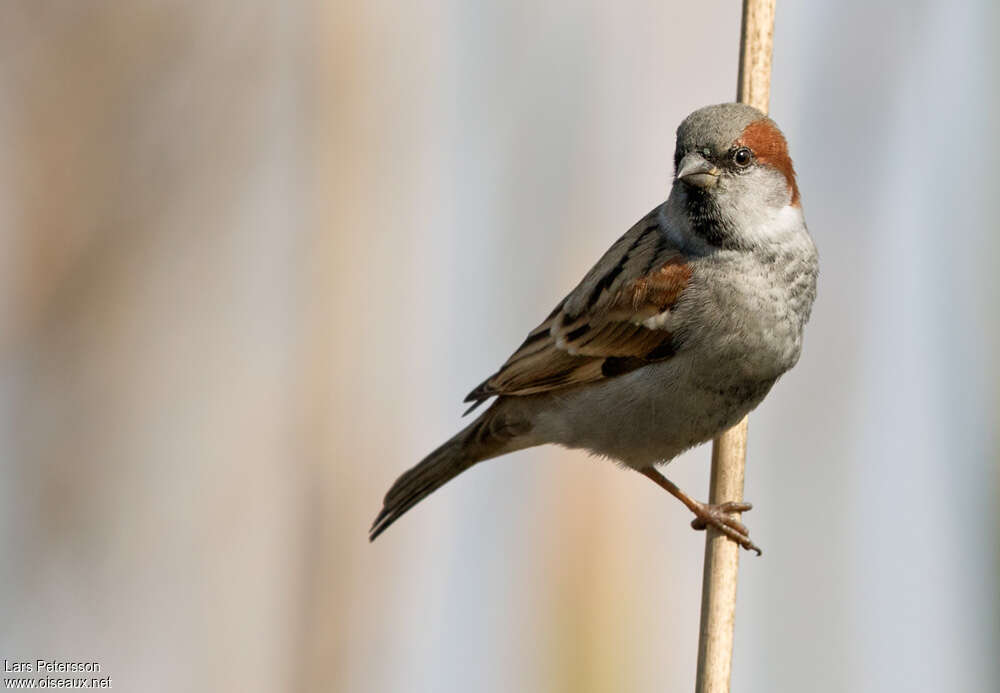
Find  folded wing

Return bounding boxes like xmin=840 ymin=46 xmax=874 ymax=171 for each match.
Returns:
xmin=465 ymin=206 xmax=691 ymax=409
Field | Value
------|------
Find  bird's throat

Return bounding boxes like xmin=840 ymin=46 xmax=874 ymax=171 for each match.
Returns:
xmin=681 ymin=187 xmax=741 ymax=250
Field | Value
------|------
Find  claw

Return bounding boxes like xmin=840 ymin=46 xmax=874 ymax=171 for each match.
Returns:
xmin=690 ymin=501 xmax=761 ymax=555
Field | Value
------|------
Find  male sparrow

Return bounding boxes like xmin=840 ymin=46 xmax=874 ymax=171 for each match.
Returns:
xmin=370 ymin=103 xmax=817 ymax=553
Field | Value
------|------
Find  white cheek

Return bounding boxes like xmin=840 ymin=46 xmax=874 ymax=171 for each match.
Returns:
xmin=718 ymin=167 xmax=801 ymax=244
xmin=740 ymin=203 xmax=805 ymax=246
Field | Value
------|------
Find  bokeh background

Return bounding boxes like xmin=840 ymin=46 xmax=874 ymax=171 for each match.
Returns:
xmin=2 ymin=1 xmax=998 ymax=691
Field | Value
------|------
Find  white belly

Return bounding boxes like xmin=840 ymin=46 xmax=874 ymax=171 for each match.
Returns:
xmin=529 ymin=354 xmax=776 ymax=469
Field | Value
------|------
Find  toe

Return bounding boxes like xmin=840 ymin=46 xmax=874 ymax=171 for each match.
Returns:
xmin=719 ymin=516 xmax=749 ymax=536
xmin=688 ymin=501 xmax=762 ymax=554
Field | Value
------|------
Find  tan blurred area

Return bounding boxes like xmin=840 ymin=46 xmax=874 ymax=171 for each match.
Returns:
xmin=2 ymin=3 xmax=311 ymax=690
xmin=2 ymin=2 xmax=998 ymax=692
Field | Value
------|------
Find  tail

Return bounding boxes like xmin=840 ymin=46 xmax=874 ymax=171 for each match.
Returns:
xmin=369 ymin=401 xmax=533 ymax=541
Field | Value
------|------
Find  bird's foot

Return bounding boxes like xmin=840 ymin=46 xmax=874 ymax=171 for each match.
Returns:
xmin=690 ymin=501 xmax=761 ymax=555
xmin=637 ymin=468 xmax=761 ymax=555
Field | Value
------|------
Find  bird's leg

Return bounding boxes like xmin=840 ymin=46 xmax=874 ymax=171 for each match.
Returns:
xmin=639 ymin=466 xmax=761 ymax=555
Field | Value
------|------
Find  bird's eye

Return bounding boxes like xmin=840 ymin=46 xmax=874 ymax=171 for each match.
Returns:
xmin=732 ymin=147 xmax=753 ymax=167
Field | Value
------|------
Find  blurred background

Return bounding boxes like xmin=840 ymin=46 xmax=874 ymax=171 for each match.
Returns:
xmin=1 ymin=1 xmax=997 ymax=691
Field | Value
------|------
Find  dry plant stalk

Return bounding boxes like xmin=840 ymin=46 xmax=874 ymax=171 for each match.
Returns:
xmin=695 ymin=1 xmax=775 ymax=692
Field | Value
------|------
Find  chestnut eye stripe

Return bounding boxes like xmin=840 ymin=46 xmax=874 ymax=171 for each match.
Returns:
xmin=737 ymin=119 xmax=800 ymax=205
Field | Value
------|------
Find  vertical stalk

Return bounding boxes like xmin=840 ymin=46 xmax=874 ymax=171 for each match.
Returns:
xmin=695 ymin=1 xmax=775 ymax=691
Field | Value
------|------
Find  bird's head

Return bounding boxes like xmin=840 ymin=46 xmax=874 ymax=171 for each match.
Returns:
xmin=671 ymin=103 xmax=801 ymax=247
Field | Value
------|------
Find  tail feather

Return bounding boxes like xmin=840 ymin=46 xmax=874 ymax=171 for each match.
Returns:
xmin=369 ymin=436 xmax=470 ymax=541
xmin=369 ymin=402 xmax=532 ymax=541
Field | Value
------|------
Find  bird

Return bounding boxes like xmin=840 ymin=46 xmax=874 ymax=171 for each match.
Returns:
xmin=370 ymin=103 xmax=817 ymax=554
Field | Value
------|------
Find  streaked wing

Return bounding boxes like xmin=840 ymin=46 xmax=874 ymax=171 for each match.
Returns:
xmin=465 ymin=204 xmax=691 ymax=409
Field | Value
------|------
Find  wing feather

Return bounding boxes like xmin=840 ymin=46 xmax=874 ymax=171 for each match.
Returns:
xmin=465 ymin=204 xmax=692 ymax=408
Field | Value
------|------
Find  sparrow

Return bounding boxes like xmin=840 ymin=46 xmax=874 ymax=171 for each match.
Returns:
xmin=370 ymin=103 xmax=817 ymax=554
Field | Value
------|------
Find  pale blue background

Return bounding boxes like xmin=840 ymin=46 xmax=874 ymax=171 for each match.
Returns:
xmin=1 ymin=1 xmax=996 ymax=691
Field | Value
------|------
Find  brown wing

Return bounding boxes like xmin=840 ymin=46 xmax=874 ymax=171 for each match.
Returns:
xmin=464 ymin=205 xmax=691 ymax=410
